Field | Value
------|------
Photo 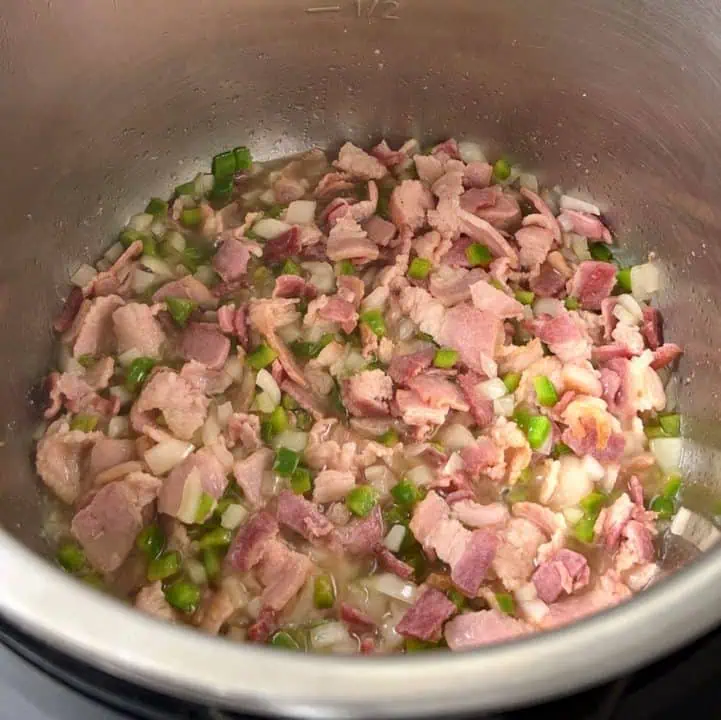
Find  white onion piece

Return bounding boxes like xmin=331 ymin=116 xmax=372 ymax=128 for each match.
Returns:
xmin=581 ymin=454 xmax=605 ymax=482
xmin=533 ymin=297 xmax=565 ymax=318
xmin=558 ymin=214 xmax=575 ymax=233
xmin=494 ymin=395 xmax=515 ymax=417
xmin=95 ymin=461 xmax=144 ymax=485
xmin=221 ymin=503 xmax=249 ymax=530
xmin=613 ymin=304 xmax=637 ymax=327
xmin=406 ymin=464 xmax=434 ymax=487
xmin=175 ymin=468 xmax=209 ymax=524
xmin=397 ymin=318 xmax=416 ymax=341
xmin=365 ymin=464 xmax=396 ymax=496
xmin=670 ymin=508 xmax=721 ymax=551
xmin=194 ymin=265 xmax=216 ymax=287
xmin=103 ymin=242 xmax=125 ymax=264
xmin=216 ymin=401 xmax=234 ymax=428
xmin=57 ymin=346 xmax=83 ymax=374
xmin=477 ymin=378 xmax=508 ymax=401
xmin=383 ymin=525 xmax=407 ymax=553
xmin=361 ymin=286 xmax=389 ymax=312
xmin=107 ymin=416 xmax=130 ymax=439
xmin=616 ymin=294 xmax=644 ymax=323
xmin=344 ymin=350 xmax=367 ymax=374
xmin=95 ymin=258 xmax=112 ymax=273
xmin=165 ymin=231 xmax=186 ymax=254
xmin=186 ymin=559 xmax=208 ymax=585
xmin=519 ymin=173 xmax=539 ymax=192
xmin=559 ymin=195 xmax=601 ymax=215
xmin=370 ymin=573 xmax=419 ymax=604
xmin=255 ymin=368 xmax=281 ymax=407
xmin=310 ymin=621 xmax=352 ymax=650
xmin=285 ymin=200 xmax=317 ymax=225
xmin=443 ymin=452 xmax=466 ymax=475
xmin=140 ymin=255 xmax=175 ymax=279
xmin=255 ymin=391 xmax=276 ymax=414
xmin=144 ymin=438 xmax=194 ymax=475
xmin=70 ymin=263 xmax=97 ymax=288
xmin=437 ymin=423 xmax=476 ymax=451
xmin=650 ymin=437 xmax=682 ymax=474
xmin=253 ymin=218 xmax=290 ymax=240
xmin=223 ymin=354 xmax=244 ymax=383
xmin=117 ymin=348 xmax=142 ymax=368
xmin=132 ymin=268 xmax=157 ymax=295
xmin=304 ymin=321 xmax=337 ymax=342
xmin=301 ymin=261 xmax=336 ymax=294
xmin=277 ymin=322 xmax=303 ymax=344
xmin=457 ymin=141 xmax=487 ymax=164
xmin=569 ymin=233 xmax=591 ymax=260
xmin=202 ymin=410 xmax=221 ymax=447
xmin=128 ymin=212 xmax=154 ymax=232
xmin=563 ymin=507 xmax=585 ymax=525
xmin=150 ymin=219 xmax=167 ymax=237
xmin=272 ymin=430 xmax=309 ymax=452
xmin=630 ymin=262 xmax=661 ymax=301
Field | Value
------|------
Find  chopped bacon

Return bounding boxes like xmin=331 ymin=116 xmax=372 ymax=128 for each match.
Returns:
xmin=263 ymin=226 xmax=301 ymax=265
xmin=396 ymin=588 xmax=457 ymax=642
xmin=559 ymin=209 xmax=612 ymax=242
xmin=568 ymin=261 xmax=618 ymax=310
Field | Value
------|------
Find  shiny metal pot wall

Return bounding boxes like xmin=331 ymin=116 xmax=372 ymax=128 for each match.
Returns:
xmin=1 ymin=0 xmax=721 ymax=715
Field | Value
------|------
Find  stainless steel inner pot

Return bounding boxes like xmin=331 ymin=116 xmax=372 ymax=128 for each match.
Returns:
xmin=2 ymin=0 xmax=721 ymax=716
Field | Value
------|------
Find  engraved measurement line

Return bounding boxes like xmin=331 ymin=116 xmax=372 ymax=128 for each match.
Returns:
xmin=305 ymin=5 xmax=341 ymax=13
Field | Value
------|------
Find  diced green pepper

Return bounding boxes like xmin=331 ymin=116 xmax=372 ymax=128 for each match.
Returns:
xmin=527 ymin=415 xmax=552 ymax=450
xmin=197 ymin=527 xmax=232 ymax=550
xmin=136 ymin=524 xmax=165 ymax=559
xmin=233 ymin=146 xmax=252 ymax=172
xmin=281 ymin=258 xmax=302 ymax=276
xmin=174 ymin=180 xmax=196 ymax=197
xmin=165 ymin=296 xmax=197 ymax=327
xmin=164 ymin=580 xmax=201 ymax=614
xmin=274 ymin=447 xmax=300 ymax=477
xmin=408 ymin=257 xmax=432 ymax=280
xmin=294 ymin=410 xmax=313 ymax=431
xmin=247 ymin=343 xmax=278 ymax=370
xmin=515 ymin=290 xmax=535 ymax=306
xmin=76 ymin=354 xmax=96 ymax=369
xmin=140 ymin=234 xmax=158 ymax=256
xmin=270 ymin=630 xmax=301 ymax=650
xmin=290 ymin=334 xmax=334 ymax=360
xmin=534 ymin=375 xmax=558 ymax=407
xmin=496 ymin=592 xmax=516 ymax=615
xmin=313 ymin=574 xmax=336 ymax=609
xmin=212 ymin=150 xmax=236 ymax=178
xmin=194 ymin=492 xmax=215 ymax=523
xmin=616 ymin=267 xmax=633 ymax=292
xmin=512 ymin=407 xmax=533 ymax=434
xmin=644 ymin=423 xmax=667 ymax=439
xmin=650 ymin=495 xmax=675 ymax=519
xmin=203 ymin=548 xmax=222 ymax=582
xmin=266 ymin=204 xmax=285 ymax=219
xmin=282 ymin=393 xmax=299 ymax=411
xmin=210 ymin=174 xmax=234 ymax=201
xmin=659 ymin=413 xmax=681 ymax=438
xmin=119 ymin=228 xmax=147 ymax=249
xmin=70 ymin=414 xmax=98 ymax=433
xmin=378 ymin=428 xmax=400 ymax=447
xmin=346 ymin=486 xmax=378 ymax=517
xmin=579 ymin=491 xmax=606 ymax=519
xmin=502 ymin=372 xmax=521 ymax=394
xmin=493 ymin=158 xmax=512 ymax=181
xmin=269 ymin=405 xmax=288 ymax=435
xmin=433 ymin=348 xmax=458 ymax=369
xmin=589 ymin=242 xmax=613 ymax=262
xmin=147 ymin=551 xmax=181 ymax=582
xmin=260 ymin=419 xmax=274 ymax=445
xmin=574 ymin=516 xmax=596 ymax=544
xmin=180 ymin=206 xmax=203 ymax=228
xmin=564 ymin=296 xmax=580 ymax=310
xmin=146 ymin=197 xmax=169 ymax=216
xmin=447 ymin=588 xmax=466 ymax=611
xmin=360 ymin=309 xmax=386 ymax=338
xmin=663 ymin=472 xmax=682 ymax=498
xmin=57 ymin=542 xmax=86 ymax=573
xmin=405 ymin=637 xmax=439 ymax=652
xmin=125 ymin=357 xmax=156 ymax=392
xmin=290 ymin=467 xmax=312 ymax=495
xmin=391 ymin=478 xmax=420 ymax=506
xmin=465 ymin=243 xmax=493 ymax=267
xmin=336 ymin=259 xmax=356 ymax=276
xmin=383 ymin=504 xmax=410 ymax=527
xmin=179 ymin=245 xmax=210 ymax=273
xmin=552 ymin=442 xmax=573 ymax=458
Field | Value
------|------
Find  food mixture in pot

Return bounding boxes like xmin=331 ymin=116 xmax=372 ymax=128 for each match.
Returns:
xmin=35 ymin=138 xmax=685 ymax=653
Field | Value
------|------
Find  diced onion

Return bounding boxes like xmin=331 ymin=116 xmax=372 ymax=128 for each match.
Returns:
xmin=361 ymin=287 xmax=389 ymax=312
xmin=216 ymin=401 xmax=234 ymax=428
xmin=150 ymin=219 xmax=167 ymax=237
xmin=196 ymin=173 xmax=215 ymax=196
xmin=310 ymin=621 xmax=352 ymax=650
xmin=650 ymin=437 xmax=682 ymax=474
xmin=95 ymin=258 xmax=112 ymax=273
xmin=457 ymin=141 xmax=487 ymax=164
xmin=437 ymin=423 xmax=476 ymax=451
xmin=563 ymin=507 xmax=585 ymax=525
xmin=132 ymin=268 xmax=158 ymax=295
xmin=397 ymin=318 xmax=416 ymax=341
xmin=477 ymin=378 xmax=508 ymax=401
xmin=221 ymin=503 xmax=249 ymax=530
xmin=128 ymin=213 xmax=154 ymax=232
xmin=616 ymin=294 xmax=643 ymax=323
xmin=613 ymin=304 xmax=637 ymax=327
xmin=194 ymin=265 xmax=216 ymax=287
xmin=103 ymin=242 xmax=125 ymax=264
xmin=70 ymin=263 xmax=98 ymax=288
xmin=365 ymin=464 xmax=396 ymax=496
xmin=277 ymin=322 xmax=303 ymax=344
xmin=285 ymin=200 xmax=317 ymax=225
xmin=118 ymin=348 xmax=142 ymax=368
xmin=560 ymin=194 xmax=601 ymax=215
xmin=344 ymin=350 xmax=367 ymax=374
xmin=370 ymin=573 xmax=419 ymax=604
xmin=494 ymin=395 xmax=515 ymax=417
xmin=383 ymin=525 xmax=407 ymax=553
xmin=272 ymin=430 xmax=309 ymax=452
xmin=255 ymin=391 xmax=276 ymax=414
xmin=670 ymin=507 xmax=721 ymax=551
xmin=581 ymin=454 xmax=605 ymax=482
xmin=255 ymin=368 xmax=281 ymax=407
xmin=176 ymin=468 xmax=210 ymax=523
xmin=533 ymin=297 xmax=565 ymax=318
xmin=186 ymin=559 xmax=208 ymax=585
xmin=57 ymin=346 xmax=83 ymax=374
xmin=568 ymin=233 xmax=591 ymax=260
xmin=519 ymin=173 xmax=539 ymax=192
xmin=630 ymin=262 xmax=661 ymax=301
xmin=406 ymin=464 xmax=434 ymax=487
xmin=202 ymin=410 xmax=221 ymax=447
xmin=223 ymin=354 xmax=245 ymax=383
xmin=95 ymin=461 xmax=144 ymax=485
xmin=107 ymin=416 xmax=130 ymax=438
xmin=144 ymin=438 xmax=194 ymax=475
xmin=443 ymin=452 xmax=466 ymax=475
xmin=302 ymin=261 xmax=336 ymax=294
xmin=140 ymin=255 xmax=175 ymax=279
xmin=253 ymin=218 xmax=290 ymax=240
xmin=165 ymin=231 xmax=186 ymax=254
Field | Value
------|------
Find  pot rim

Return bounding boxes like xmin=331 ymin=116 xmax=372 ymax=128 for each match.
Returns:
xmin=0 ymin=530 xmax=719 ymax=717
